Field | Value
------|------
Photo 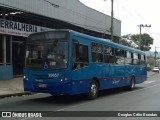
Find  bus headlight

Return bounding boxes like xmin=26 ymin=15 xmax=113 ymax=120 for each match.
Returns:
xmin=60 ymin=76 xmax=68 ymax=81
xmin=24 ymin=76 xmax=28 ymax=80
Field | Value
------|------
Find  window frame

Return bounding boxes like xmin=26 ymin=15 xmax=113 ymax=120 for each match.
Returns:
xmin=72 ymin=41 xmax=89 ymax=70
xmin=91 ymin=42 xmax=103 ymax=63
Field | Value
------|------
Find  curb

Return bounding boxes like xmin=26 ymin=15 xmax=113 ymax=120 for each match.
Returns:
xmin=147 ymin=73 xmax=156 ymax=78
xmin=0 ymin=92 xmax=35 ymax=99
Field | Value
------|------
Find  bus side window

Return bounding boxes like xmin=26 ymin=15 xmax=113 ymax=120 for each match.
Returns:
xmin=92 ymin=42 xmax=103 ymax=63
xmin=72 ymin=42 xmax=89 ymax=70
xmin=140 ymin=54 xmax=146 ymax=66
xmin=125 ymin=51 xmax=132 ymax=65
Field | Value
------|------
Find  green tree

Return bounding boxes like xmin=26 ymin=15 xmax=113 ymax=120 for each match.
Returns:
xmin=120 ymin=34 xmax=138 ymax=48
xmin=131 ymin=33 xmax=153 ymax=51
xmin=121 ymin=33 xmax=154 ymax=51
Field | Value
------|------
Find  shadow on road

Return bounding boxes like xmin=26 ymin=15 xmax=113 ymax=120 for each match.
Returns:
xmin=28 ymin=86 xmax=145 ymax=105
xmin=0 ymin=86 xmax=146 ymax=111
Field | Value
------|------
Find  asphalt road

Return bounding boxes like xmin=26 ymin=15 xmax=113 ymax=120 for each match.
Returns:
xmin=0 ymin=72 xmax=160 ymax=120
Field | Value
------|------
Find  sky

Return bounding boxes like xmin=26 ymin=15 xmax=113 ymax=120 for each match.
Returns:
xmin=79 ymin=0 xmax=160 ymax=52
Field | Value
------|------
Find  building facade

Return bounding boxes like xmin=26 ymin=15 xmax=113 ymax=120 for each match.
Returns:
xmin=0 ymin=0 xmax=121 ymax=80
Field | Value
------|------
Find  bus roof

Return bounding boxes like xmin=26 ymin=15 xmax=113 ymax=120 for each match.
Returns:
xmin=29 ymin=29 xmax=145 ymax=55
xmin=69 ymin=30 xmax=145 ymax=55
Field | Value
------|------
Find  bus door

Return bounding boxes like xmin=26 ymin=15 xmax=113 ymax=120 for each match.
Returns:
xmin=71 ymin=37 xmax=90 ymax=94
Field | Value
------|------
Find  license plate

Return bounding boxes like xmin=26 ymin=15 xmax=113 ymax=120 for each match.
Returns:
xmin=38 ymin=84 xmax=47 ymax=88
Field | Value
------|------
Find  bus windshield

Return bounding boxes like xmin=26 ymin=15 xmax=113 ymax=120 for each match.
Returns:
xmin=25 ymin=31 xmax=68 ymax=70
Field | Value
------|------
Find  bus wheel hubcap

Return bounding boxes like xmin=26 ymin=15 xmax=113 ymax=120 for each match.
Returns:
xmin=131 ymin=80 xmax=135 ymax=88
xmin=91 ymin=84 xmax=97 ymax=96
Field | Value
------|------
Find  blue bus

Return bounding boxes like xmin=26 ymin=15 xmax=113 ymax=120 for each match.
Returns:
xmin=23 ymin=29 xmax=147 ymax=99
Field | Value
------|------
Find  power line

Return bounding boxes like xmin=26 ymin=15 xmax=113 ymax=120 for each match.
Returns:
xmin=42 ymin=0 xmax=59 ymax=8
xmin=133 ymin=10 xmax=148 ymax=23
xmin=115 ymin=0 xmax=147 ymax=24
xmin=116 ymin=6 xmax=144 ymax=24
xmin=114 ymin=7 xmax=140 ymax=24
xmin=146 ymin=31 xmax=160 ymax=36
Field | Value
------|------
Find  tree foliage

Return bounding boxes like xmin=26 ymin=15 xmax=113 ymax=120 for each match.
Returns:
xmin=120 ymin=33 xmax=154 ymax=51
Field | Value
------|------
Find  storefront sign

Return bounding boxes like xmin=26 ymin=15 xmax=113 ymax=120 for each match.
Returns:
xmin=0 ymin=19 xmax=52 ymax=37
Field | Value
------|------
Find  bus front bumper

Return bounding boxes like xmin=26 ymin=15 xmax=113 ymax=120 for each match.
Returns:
xmin=23 ymin=80 xmax=72 ymax=95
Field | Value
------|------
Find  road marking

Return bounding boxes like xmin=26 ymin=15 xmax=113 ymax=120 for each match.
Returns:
xmin=20 ymin=82 xmax=160 ymax=120
xmin=119 ymin=82 xmax=160 ymax=95
xmin=144 ymin=81 xmax=155 ymax=84
xmin=54 ymin=82 xmax=160 ymax=112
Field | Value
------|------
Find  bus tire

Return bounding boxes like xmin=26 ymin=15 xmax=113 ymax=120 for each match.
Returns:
xmin=127 ymin=77 xmax=135 ymax=90
xmin=50 ymin=94 xmax=61 ymax=97
xmin=87 ymin=80 xmax=99 ymax=100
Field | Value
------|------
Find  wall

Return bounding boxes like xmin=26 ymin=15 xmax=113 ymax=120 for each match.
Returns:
xmin=0 ymin=65 xmax=13 ymax=80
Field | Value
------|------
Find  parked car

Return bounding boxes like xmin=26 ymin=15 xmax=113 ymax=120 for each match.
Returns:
xmin=152 ymin=67 xmax=159 ymax=73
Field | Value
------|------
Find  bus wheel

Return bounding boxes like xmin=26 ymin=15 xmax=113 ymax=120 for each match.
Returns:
xmin=50 ymin=94 xmax=61 ymax=97
xmin=128 ymin=77 xmax=135 ymax=90
xmin=87 ymin=80 xmax=99 ymax=100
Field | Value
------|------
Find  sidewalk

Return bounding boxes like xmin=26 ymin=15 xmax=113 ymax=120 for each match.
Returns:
xmin=0 ymin=71 xmax=156 ymax=98
xmin=0 ymin=77 xmax=32 ymax=98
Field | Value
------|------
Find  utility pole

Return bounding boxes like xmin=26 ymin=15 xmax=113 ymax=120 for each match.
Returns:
xmin=104 ymin=0 xmax=114 ymax=41
xmin=138 ymin=24 xmax=151 ymax=50
xmin=111 ymin=0 xmax=114 ymax=41
xmin=155 ymin=47 xmax=160 ymax=66
xmin=155 ymin=47 xmax=157 ymax=66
